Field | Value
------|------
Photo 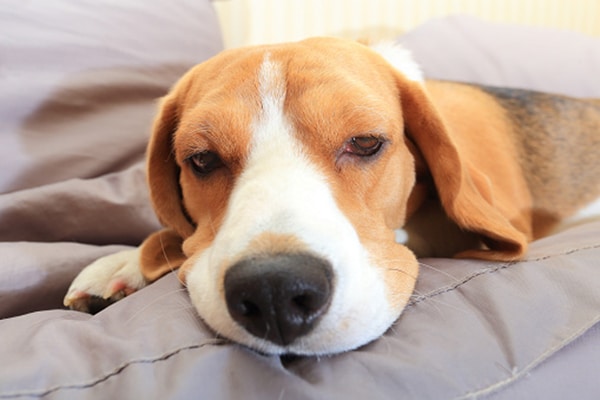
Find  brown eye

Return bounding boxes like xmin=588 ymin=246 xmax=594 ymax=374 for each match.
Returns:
xmin=187 ymin=151 xmax=223 ymax=177
xmin=345 ymin=136 xmax=384 ymax=157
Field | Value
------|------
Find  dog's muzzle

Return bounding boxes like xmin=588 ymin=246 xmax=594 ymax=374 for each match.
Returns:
xmin=224 ymin=252 xmax=333 ymax=346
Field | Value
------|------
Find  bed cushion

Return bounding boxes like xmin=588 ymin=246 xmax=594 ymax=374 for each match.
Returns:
xmin=1 ymin=14 xmax=599 ymax=399
xmin=0 ymin=0 xmax=222 ymax=317
xmin=2 ymin=221 xmax=599 ymax=399
xmin=399 ymin=15 xmax=600 ymax=96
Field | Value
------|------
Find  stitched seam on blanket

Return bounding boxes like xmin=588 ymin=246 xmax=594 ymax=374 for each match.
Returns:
xmin=403 ymin=242 xmax=600 ymax=399
xmin=2 ymin=245 xmax=597 ymax=398
xmin=454 ymin=315 xmax=600 ymax=400
xmin=406 ymin=243 xmax=600 ymax=308
xmin=0 ymin=339 xmax=227 ymax=399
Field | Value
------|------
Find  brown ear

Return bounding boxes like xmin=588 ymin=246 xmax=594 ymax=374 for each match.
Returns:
xmin=398 ymin=80 xmax=529 ymax=261
xmin=139 ymin=229 xmax=187 ymax=281
xmin=146 ymin=94 xmax=195 ymax=239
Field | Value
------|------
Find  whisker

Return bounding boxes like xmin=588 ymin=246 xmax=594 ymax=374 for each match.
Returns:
xmin=209 ymin=214 xmax=219 ymax=237
xmin=377 ymin=258 xmax=419 ymax=281
xmin=409 ymin=288 xmax=428 ymax=298
xmin=376 ymin=259 xmax=468 ymax=315
xmin=419 ymin=261 xmax=459 ymax=282
xmin=124 ymin=288 xmax=189 ymax=325
xmin=377 ymin=257 xmax=461 ymax=284
xmin=158 ymin=232 xmax=188 ymax=289
xmin=417 ymin=260 xmax=461 ymax=283
xmin=406 ymin=286 xmax=470 ymax=315
xmin=385 ymin=267 xmax=418 ymax=281
xmin=417 ymin=295 xmax=470 ymax=315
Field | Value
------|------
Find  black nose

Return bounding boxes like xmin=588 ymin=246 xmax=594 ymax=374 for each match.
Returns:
xmin=224 ymin=253 xmax=333 ymax=346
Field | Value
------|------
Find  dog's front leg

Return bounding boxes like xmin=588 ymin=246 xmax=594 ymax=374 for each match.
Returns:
xmin=63 ymin=249 xmax=146 ymax=314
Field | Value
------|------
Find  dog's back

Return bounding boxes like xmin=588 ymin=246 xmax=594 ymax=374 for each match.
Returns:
xmin=425 ymin=81 xmax=600 ymax=238
xmin=481 ymin=86 xmax=600 ymax=235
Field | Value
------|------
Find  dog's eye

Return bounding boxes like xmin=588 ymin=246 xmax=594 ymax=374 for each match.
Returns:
xmin=187 ymin=151 xmax=223 ymax=176
xmin=345 ymin=136 xmax=384 ymax=157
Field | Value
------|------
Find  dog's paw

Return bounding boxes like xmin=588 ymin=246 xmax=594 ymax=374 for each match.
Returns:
xmin=64 ymin=249 xmax=147 ymax=314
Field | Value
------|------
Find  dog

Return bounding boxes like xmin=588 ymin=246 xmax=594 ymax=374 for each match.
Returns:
xmin=64 ymin=37 xmax=600 ymax=356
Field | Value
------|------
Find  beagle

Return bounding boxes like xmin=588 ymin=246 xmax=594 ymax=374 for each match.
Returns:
xmin=64 ymin=37 xmax=600 ymax=355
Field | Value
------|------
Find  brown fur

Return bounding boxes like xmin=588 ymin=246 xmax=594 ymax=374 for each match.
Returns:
xmin=476 ymin=85 xmax=600 ymax=237
xmin=138 ymin=38 xmax=600 ymax=285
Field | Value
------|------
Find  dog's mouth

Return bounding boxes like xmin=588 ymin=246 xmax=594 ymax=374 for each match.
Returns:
xmin=185 ymin=240 xmax=417 ymax=356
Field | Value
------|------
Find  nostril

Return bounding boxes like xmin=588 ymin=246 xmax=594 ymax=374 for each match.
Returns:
xmin=291 ymin=292 xmax=327 ymax=320
xmin=292 ymin=295 xmax=311 ymax=312
xmin=224 ymin=253 xmax=333 ymax=346
xmin=239 ymin=300 xmax=261 ymax=317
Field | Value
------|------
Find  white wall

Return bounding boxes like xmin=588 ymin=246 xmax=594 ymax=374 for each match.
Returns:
xmin=213 ymin=0 xmax=600 ymax=48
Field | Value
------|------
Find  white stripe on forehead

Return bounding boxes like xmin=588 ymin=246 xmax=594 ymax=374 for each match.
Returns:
xmin=257 ymin=53 xmax=287 ymax=124
xmin=230 ymin=53 xmax=353 ymax=250
xmin=249 ymin=53 xmax=298 ymax=165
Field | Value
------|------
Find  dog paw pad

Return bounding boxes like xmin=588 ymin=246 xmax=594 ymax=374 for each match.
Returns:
xmin=65 ymin=294 xmax=120 ymax=315
xmin=64 ymin=249 xmax=146 ymax=314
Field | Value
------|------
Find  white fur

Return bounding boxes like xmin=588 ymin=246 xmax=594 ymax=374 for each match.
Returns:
xmin=570 ymin=196 xmax=600 ymax=220
xmin=185 ymin=54 xmax=397 ymax=355
xmin=369 ymin=41 xmax=424 ymax=82
xmin=553 ymin=196 xmax=600 ymax=233
xmin=64 ymin=249 xmax=145 ymax=306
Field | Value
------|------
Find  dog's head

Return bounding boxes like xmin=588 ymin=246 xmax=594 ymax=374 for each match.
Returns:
xmin=145 ymin=38 xmax=528 ymax=355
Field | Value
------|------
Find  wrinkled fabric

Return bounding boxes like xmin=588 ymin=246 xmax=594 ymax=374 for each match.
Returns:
xmin=400 ymin=15 xmax=600 ymax=97
xmin=1 ymin=222 xmax=599 ymax=399
xmin=0 ymin=0 xmax=222 ymax=316
xmin=0 ymin=8 xmax=599 ymax=399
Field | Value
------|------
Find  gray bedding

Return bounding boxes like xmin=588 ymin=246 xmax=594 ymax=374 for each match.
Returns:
xmin=2 ymin=222 xmax=600 ymax=399
xmin=1 ymin=2 xmax=599 ymax=398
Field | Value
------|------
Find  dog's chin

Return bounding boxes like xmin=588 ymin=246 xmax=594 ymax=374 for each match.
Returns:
xmin=227 ymin=320 xmax=400 ymax=356
xmin=228 ymin=335 xmax=380 ymax=357
xmin=201 ymin=316 xmax=403 ymax=357
xmin=187 ymin=282 xmax=408 ymax=356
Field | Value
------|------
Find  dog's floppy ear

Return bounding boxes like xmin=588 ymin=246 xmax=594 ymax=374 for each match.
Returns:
xmin=139 ymin=90 xmax=195 ymax=280
xmin=398 ymin=79 xmax=529 ymax=261
xmin=139 ymin=228 xmax=186 ymax=281
xmin=146 ymin=93 xmax=195 ymax=240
